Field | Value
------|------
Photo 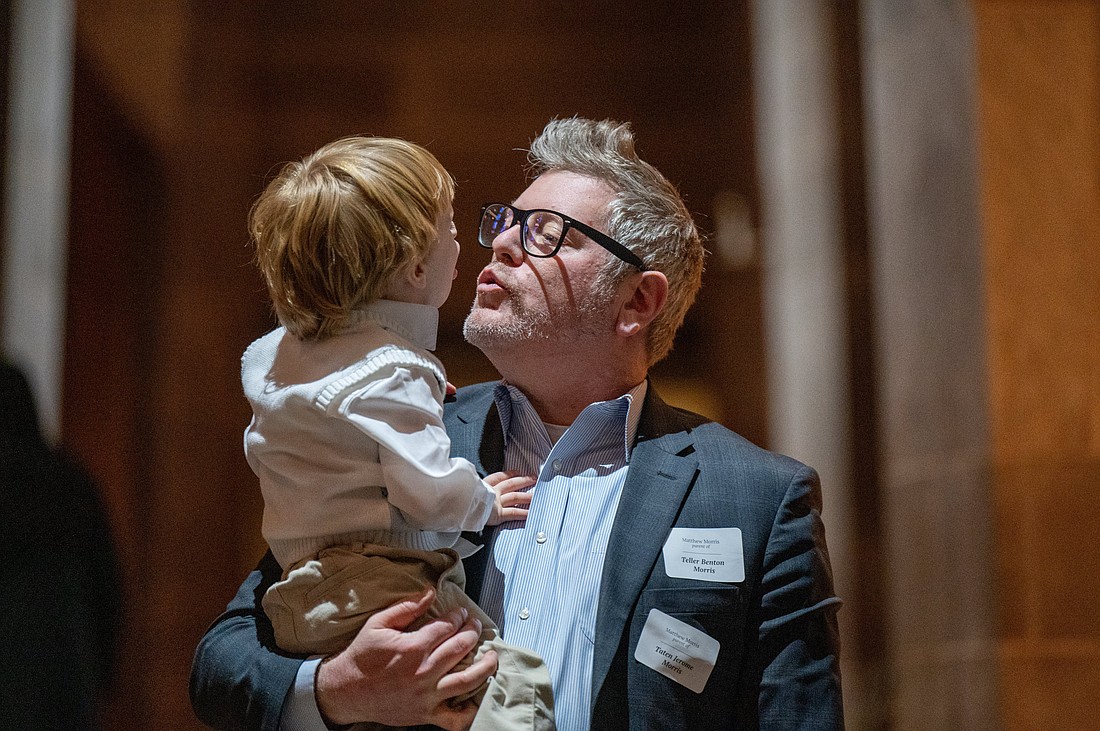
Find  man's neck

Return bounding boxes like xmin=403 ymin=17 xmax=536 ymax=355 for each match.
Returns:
xmin=492 ymin=350 xmax=647 ymax=425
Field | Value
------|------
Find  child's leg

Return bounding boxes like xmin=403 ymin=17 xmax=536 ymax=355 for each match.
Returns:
xmin=433 ymin=561 xmax=555 ymax=731
xmin=263 ymin=543 xmax=554 ymax=729
xmin=466 ymin=635 xmax=555 ymax=731
xmin=262 ymin=543 xmax=462 ymax=655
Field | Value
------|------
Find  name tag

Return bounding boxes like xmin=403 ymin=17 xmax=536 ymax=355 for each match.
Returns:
xmin=661 ymin=527 xmax=744 ymax=583
xmin=634 ymin=609 xmax=720 ymax=693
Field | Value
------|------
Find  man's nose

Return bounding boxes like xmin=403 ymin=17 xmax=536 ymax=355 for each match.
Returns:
xmin=491 ymin=224 xmax=525 ymax=266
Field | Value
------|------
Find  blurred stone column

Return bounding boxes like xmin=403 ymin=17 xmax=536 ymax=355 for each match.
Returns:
xmin=751 ymin=0 xmax=869 ymax=725
xmin=753 ymin=0 xmax=998 ymax=728
xmin=859 ymin=2 xmax=998 ymax=728
xmin=1 ymin=0 xmax=75 ymax=443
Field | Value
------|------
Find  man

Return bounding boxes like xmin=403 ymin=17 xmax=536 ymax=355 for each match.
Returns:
xmin=191 ymin=117 xmax=843 ymax=730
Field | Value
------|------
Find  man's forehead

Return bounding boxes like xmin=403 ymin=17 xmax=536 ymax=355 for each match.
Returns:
xmin=513 ymin=170 xmax=613 ymax=222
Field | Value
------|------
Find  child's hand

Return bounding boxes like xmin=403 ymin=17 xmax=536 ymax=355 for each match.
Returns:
xmin=484 ymin=471 xmax=535 ymax=526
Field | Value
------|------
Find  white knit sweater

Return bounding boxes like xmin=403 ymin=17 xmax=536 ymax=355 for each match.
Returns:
xmin=242 ymin=300 xmax=495 ymax=569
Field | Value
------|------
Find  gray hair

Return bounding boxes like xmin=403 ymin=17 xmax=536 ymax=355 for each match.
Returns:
xmin=527 ymin=117 xmax=704 ymax=364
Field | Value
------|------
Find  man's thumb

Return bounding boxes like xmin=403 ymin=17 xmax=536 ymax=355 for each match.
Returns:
xmin=370 ymin=588 xmax=435 ymax=631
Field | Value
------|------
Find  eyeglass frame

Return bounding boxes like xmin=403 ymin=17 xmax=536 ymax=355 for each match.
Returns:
xmin=477 ymin=202 xmax=647 ymax=270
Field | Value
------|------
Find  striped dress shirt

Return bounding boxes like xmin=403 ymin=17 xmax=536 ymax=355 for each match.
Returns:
xmin=479 ymin=381 xmax=646 ymax=731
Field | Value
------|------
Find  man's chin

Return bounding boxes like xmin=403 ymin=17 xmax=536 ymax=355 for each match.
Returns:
xmin=463 ymin=317 xmax=512 ymax=348
xmin=464 ymin=305 xmax=504 ymax=332
xmin=463 ymin=309 xmax=549 ymax=350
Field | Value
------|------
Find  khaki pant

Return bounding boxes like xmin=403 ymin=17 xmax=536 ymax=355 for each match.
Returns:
xmin=263 ymin=542 xmax=554 ymax=730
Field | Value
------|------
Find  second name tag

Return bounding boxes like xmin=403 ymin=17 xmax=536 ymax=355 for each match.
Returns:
xmin=634 ymin=609 xmax=720 ymax=693
xmin=662 ymin=527 xmax=745 ymax=583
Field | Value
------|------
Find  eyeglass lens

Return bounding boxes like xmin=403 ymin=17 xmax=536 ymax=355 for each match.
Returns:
xmin=479 ymin=204 xmax=514 ymax=246
xmin=479 ymin=204 xmax=565 ymax=257
xmin=525 ymin=211 xmax=564 ymax=255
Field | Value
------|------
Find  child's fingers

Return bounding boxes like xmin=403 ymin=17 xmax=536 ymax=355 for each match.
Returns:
xmin=500 ymin=490 xmax=532 ymax=508
xmin=498 ymin=506 xmax=529 ymax=522
xmin=493 ymin=475 xmax=536 ymax=494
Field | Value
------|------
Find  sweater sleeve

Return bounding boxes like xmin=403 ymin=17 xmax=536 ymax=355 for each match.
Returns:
xmin=331 ymin=362 xmax=495 ymax=532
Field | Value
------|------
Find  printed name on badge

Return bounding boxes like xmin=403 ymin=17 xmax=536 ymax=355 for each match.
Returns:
xmin=662 ymin=527 xmax=745 ymax=583
xmin=634 ymin=609 xmax=720 ymax=693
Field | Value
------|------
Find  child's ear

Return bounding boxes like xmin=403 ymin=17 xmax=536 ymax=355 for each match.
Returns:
xmin=407 ymin=261 xmax=427 ymax=289
xmin=616 ymin=270 xmax=668 ymax=338
xmin=383 ymin=260 xmax=426 ymax=302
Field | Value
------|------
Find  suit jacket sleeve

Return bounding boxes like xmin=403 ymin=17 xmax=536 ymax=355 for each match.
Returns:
xmin=745 ymin=464 xmax=844 ymax=728
xmin=190 ymin=550 xmax=303 ymax=731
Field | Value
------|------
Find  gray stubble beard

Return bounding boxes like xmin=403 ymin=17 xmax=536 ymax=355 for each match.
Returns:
xmin=462 ymin=272 xmax=618 ymax=353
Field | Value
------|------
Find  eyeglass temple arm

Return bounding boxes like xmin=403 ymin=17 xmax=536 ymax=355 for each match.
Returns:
xmin=570 ymin=220 xmax=646 ymax=270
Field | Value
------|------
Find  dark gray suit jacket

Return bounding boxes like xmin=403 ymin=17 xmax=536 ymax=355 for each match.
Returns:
xmin=190 ymin=382 xmax=843 ymax=730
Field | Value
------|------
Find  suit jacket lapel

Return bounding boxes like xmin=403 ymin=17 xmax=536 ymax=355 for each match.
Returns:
xmin=448 ymin=386 xmax=504 ymax=598
xmin=449 ymin=388 xmax=504 ymax=476
xmin=590 ymin=387 xmax=701 ymax=704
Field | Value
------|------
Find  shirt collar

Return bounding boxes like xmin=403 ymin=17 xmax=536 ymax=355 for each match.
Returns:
xmin=347 ymin=299 xmax=439 ymax=351
xmin=492 ymin=380 xmax=649 ymax=460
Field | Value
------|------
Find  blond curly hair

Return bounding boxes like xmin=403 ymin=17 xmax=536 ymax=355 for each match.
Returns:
xmin=250 ymin=136 xmax=454 ymax=340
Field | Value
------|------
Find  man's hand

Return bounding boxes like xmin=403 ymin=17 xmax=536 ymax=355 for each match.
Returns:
xmin=484 ymin=471 xmax=534 ymax=526
xmin=315 ymin=589 xmax=497 ymax=730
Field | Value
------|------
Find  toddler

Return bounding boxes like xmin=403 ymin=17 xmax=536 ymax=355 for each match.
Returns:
xmin=242 ymin=136 xmax=553 ymax=729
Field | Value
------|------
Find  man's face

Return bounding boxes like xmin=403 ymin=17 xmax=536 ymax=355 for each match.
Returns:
xmin=463 ymin=170 xmax=620 ymax=354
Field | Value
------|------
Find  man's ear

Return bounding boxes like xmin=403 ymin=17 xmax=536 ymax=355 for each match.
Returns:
xmin=617 ymin=270 xmax=668 ymax=338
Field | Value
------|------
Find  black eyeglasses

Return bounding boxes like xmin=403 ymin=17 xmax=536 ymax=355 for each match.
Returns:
xmin=477 ymin=202 xmax=646 ymax=270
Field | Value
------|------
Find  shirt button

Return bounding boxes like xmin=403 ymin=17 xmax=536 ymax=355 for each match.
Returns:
xmin=551 ymin=459 xmax=563 ymax=472
xmin=536 ymin=531 xmax=547 ymax=544
xmin=519 ymin=608 xmax=531 ymax=621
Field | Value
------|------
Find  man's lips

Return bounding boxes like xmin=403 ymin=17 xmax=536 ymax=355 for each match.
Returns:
xmin=474 ymin=267 xmax=513 ymax=308
xmin=476 ymin=268 xmax=508 ymax=294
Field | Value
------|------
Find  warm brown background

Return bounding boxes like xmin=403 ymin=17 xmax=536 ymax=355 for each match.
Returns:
xmin=0 ymin=1 xmax=1096 ymax=729
xmin=977 ymin=2 xmax=1100 ymax=728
